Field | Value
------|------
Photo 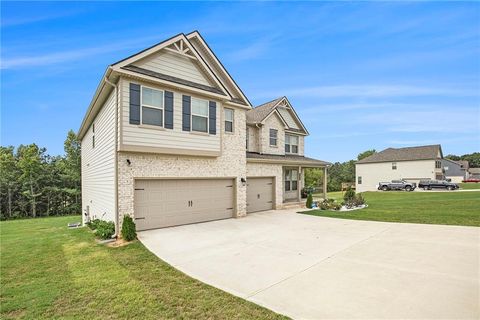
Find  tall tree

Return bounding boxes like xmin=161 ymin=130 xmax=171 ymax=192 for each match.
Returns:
xmin=16 ymin=144 xmax=44 ymax=217
xmin=0 ymin=146 xmax=18 ymax=218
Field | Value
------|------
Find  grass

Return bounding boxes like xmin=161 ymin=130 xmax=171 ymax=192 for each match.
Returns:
xmin=0 ymin=216 xmax=287 ymax=320
xmin=304 ymin=191 xmax=480 ymax=227
xmin=459 ymin=182 xmax=480 ymax=190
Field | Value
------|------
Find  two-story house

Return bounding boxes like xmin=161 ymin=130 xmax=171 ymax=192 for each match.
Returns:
xmin=78 ymin=31 xmax=329 ymax=234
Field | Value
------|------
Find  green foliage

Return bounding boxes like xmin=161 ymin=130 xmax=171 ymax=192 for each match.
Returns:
xmin=343 ymin=187 xmax=356 ymax=202
xmin=121 ymin=215 xmax=137 ymax=241
xmin=344 ymin=193 xmax=365 ymax=209
xmin=86 ymin=219 xmax=101 ymax=230
xmin=304 ymin=168 xmax=323 ymax=188
xmin=319 ymin=199 xmax=341 ymax=211
xmin=446 ymin=152 xmax=480 ymax=168
xmin=306 ymin=193 xmax=313 ymax=208
xmin=326 ymin=160 xmax=355 ymax=192
xmin=95 ymin=220 xmax=115 ymax=240
xmin=0 ymin=131 xmax=81 ymax=220
xmin=357 ymin=149 xmax=376 ymax=161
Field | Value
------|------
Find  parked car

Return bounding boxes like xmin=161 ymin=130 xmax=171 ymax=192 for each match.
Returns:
xmin=378 ymin=180 xmax=416 ymax=192
xmin=418 ymin=180 xmax=459 ymax=190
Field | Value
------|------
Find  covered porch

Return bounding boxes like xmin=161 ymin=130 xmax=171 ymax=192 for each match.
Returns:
xmin=283 ymin=165 xmax=328 ymax=205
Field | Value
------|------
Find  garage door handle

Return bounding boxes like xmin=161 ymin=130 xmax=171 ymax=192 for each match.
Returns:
xmin=257 ymin=194 xmax=260 ymax=199
xmin=135 ymin=217 xmax=145 ymax=220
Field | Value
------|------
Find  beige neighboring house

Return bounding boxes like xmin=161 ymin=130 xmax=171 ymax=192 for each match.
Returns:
xmin=355 ymin=145 xmax=445 ymax=192
xmin=78 ymin=31 xmax=329 ymax=234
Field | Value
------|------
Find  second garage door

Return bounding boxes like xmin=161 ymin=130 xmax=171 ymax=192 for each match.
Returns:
xmin=247 ymin=177 xmax=274 ymax=213
xmin=134 ymin=179 xmax=235 ymax=231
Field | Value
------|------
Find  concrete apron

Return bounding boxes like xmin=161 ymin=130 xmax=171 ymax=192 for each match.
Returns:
xmin=138 ymin=209 xmax=480 ymax=320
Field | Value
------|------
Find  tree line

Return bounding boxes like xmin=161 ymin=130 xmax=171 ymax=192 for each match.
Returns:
xmin=0 ymin=130 xmax=81 ymax=220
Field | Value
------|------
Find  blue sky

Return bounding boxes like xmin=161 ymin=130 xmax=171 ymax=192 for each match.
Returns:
xmin=1 ymin=1 xmax=479 ymax=162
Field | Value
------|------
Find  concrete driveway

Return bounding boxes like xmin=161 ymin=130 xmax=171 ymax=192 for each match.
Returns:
xmin=138 ymin=209 xmax=479 ymax=319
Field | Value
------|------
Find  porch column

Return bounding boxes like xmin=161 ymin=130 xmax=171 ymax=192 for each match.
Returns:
xmin=323 ymin=166 xmax=328 ymax=199
xmin=298 ymin=166 xmax=302 ymax=201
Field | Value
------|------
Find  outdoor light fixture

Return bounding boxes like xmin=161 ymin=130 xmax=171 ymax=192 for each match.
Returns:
xmin=241 ymin=177 xmax=246 ymax=186
xmin=126 ymin=159 xmax=131 ymax=166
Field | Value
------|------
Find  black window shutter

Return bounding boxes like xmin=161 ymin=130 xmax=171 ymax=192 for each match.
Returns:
xmin=129 ymin=83 xmax=141 ymax=125
xmin=164 ymin=91 xmax=174 ymax=129
xmin=182 ymin=95 xmax=191 ymax=131
xmin=209 ymin=101 xmax=216 ymax=135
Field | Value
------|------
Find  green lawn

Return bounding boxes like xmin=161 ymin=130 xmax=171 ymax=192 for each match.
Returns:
xmin=304 ymin=191 xmax=480 ymax=227
xmin=0 ymin=216 xmax=287 ymax=320
xmin=459 ymin=182 xmax=480 ymax=190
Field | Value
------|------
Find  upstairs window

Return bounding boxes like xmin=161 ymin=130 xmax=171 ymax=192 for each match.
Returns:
xmin=246 ymin=127 xmax=249 ymax=149
xmin=191 ymin=98 xmax=209 ymax=133
xmin=141 ymin=86 xmax=164 ymax=127
xmin=358 ymin=176 xmax=362 ymax=184
xmin=92 ymin=123 xmax=95 ymax=148
xmin=285 ymin=135 xmax=299 ymax=154
xmin=392 ymin=162 xmax=397 ymax=170
xmin=224 ymin=108 xmax=234 ymax=133
xmin=269 ymin=129 xmax=278 ymax=146
xmin=435 ymin=160 xmax=442 ymax=169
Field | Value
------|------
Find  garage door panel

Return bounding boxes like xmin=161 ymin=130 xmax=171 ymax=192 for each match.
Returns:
xmin=247 ymin=177 xmax=274 ymax=213
xmin=134 ymin=179 xmax=234 ymax=230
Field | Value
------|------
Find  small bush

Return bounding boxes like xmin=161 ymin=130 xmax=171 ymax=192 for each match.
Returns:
xmin=86 ymin=219 xmax=101 ymax=230
xmin=121 ymin=215 xmax=137 ymax=241
xmin=319 ymin=199 xmax=341 ymax=210
xmin=343 ymin=187 xmax=356 ymax=202
xmin=344 ymin=193 xmax=366 ymax=209
xmin=306 ymin=193 xmax=313 ymax=208
xmin=95 ymin=221 xmax=115 ymax=240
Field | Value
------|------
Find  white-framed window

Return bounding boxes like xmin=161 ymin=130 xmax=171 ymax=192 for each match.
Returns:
xmin=270 ymin=129 xmax=278 ymax=146
xmin=392 ymin=162 xmax=397 ymax=170
xmin=358 ymin=176 xmax=362 ymax=184
xmin=285 ymin=134 xmax=299 ymax=154
xmin=141 ymin=86 xmax=164 ymax=127
xmin=191 ymin=97 xmax=209 ymax=133
xmin=285 ymin=169 xmax=298 ymax=191
xmin=224 ymin=108 xmax=234 ymax=133
xmin=435 ymin=160 xmax=442 ymax=169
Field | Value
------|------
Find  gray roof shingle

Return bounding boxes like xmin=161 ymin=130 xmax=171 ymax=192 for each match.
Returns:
xmin=246 ymin=97 xmax=284 ymax=124
xmin=247 ymin=152 xmax=330 ymax=166
xmin=357 ymin=145 xmax=442 ymax=164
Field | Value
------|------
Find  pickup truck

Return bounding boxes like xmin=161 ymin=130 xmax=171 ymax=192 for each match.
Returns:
xmin=378 ymin=180 xmax=416 ymax=191
xmin=418 ymin=180 xmax=459 ymax=190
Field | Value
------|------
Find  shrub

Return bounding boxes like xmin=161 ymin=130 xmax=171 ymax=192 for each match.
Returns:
xmin=343 ymin=187 xmax=356 ymax=202
xmin=121 ymin=215 xmax=137 ymax=241
xmin=95 ymin=221 xmax=115 ymax=240
xmin=86 ymin=219 xmax=101 ymax=230
xmin=344 ymin=193 xmax=366 ymax=209
xmin=306 ymin=193 xmax=313 ymax=208
xmin=319 ymin=199 xmax=341 ymax=211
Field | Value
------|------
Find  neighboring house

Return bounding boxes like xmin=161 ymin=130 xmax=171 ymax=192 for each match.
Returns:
xmin=468 ymin=167 xmax=480 ymax=179
xmin=355 ymin=145 xmax=444 ymax=192
xmin=78 ymin=31 xmax=329 ymax=233
xmin=442 ymin=159 xmax=468 ymax=183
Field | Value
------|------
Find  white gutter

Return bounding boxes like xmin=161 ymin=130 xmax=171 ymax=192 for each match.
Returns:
xmin=104 ymin=73 xmax=120 ymax=237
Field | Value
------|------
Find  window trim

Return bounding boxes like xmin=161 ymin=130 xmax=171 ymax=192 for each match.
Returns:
xmin=246 ymin=127 xmax=249 ymax=149
xmin=392 ymin=162 xmax=397 ymax=170
xmin=358 ymin=176 xmax=362 ymax=184
xmin=285 ymin=169 xmax=298 ymax=191
xmin=269 ymin=129 xmax=278 ymax=146
xmin=92 ymin=123 xmax=95 ymax=148
xmin=191 ymin=97 xmax=209 ymax=133
xmin=224 ymin=108 xmax=234 ymax=133
xmin=285 ymin=134 xmax=299 ymax=154
xmin=140 ymin=85 xmax=164 ymax=127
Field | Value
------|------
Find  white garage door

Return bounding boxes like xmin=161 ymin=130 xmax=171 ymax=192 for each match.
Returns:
xmin=134 ymin=179 xmax=235 ymax=231
xmin=247 ymin=177 xmax=274 ymax=213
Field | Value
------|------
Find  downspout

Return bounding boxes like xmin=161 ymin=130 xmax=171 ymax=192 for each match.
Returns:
xmin=104 ymin=73 xmax=119 ymax=238
xmin=255 ymin=123 xmax=262 ymax=154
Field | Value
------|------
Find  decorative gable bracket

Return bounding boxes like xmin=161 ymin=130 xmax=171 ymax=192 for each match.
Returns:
xmin=164 ymin=39 xmax=197 ymax=60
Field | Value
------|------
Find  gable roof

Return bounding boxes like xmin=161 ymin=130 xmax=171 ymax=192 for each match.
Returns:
xmin=78 ymin=31 xmax=251 ymax=139
xmin=246 ymin=96 xmax=309 ymax=135
xmin=357 ymin=145 xmax=443 ymax=164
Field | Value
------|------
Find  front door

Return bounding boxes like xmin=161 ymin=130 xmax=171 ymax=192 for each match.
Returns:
xmin=284 ymin=168 xmax=299 ymax=201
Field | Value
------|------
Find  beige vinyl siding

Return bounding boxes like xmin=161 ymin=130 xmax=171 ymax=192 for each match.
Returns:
xmin=81 ymin=90 xmax=116 ymax=224
xmin=188 ymin=36 xmax=245 ymax=103
xmin=277 ymin=107 xmax=300 ymax=129
xmin=133 ymin=51 xmax=212 ymax=86
xmin=120 ymin=78 xmax=221 ymax=154
xmin=355 ymin=159 xmax=436 ymax=192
